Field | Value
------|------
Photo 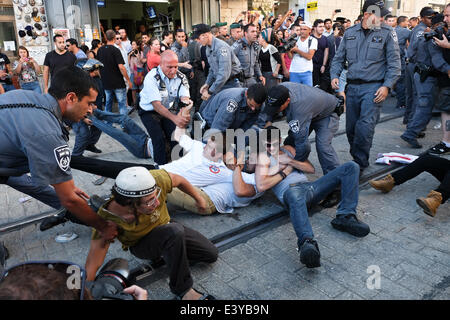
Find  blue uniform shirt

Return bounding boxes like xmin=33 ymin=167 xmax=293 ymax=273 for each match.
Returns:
xmin=394 ymin=26 xmax=411 ymax=57
xmin=206 ymin=37 xmax=242 ymax=94
xmin=258 ymin=82 xmax=338 ymax=162
xmin=139 ymin=66 xmax=190 ymax=112
xmin=406 ymin=22 xmax=427 ymax=62
xmin=200 ymin=87 xmax=259 ymax=131
xmin=0 ymin=90 xmax=72 ymax=186
xmin=231 ymin=38 xmax=262 ymax=79
xmin=330 ymin=23 xmax=401 ymax=89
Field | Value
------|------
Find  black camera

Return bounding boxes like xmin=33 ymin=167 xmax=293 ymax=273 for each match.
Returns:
xmin=424 ymin=25 xmax=450 ymax=41
xmin=278 ymin=34 xmax=298 ymax=53
xmin=87 ymin=258 xmax=135 ymax=300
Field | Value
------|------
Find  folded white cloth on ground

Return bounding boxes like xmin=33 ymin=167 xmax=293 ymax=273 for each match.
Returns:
xmin=376 ymin=152 xmax=419 ymax=165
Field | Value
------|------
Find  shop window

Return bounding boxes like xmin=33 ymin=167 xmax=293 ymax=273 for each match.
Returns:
xmin=0 ymin=21 xmax=16 ymax=57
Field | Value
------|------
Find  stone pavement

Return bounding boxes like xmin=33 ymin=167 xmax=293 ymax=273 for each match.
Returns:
xmin=1 ymin=97 xmax=449 ymax=300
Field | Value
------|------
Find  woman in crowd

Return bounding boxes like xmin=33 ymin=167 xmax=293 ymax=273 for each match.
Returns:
xmin=128 ymin=40 xmax=144 ymax=106
xmin=13 ymin=46 xmax=41 ymax=93
xmin=146 ymin=37 xmax=161 ymax=72
xmin=258 ymin=28 xmax=282 ymax=89
xmin=88 ymin=39 xmax=102 ymax=59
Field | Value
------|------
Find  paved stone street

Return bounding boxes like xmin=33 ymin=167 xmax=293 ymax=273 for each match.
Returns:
xmin=1 ymin=97 xmax=449 ymax=300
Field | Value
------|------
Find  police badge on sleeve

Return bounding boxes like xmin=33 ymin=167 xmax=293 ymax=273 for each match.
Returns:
xmin=226 ymin=100 xmax=238 ymax=113
xmin=289 ymin=120 xmax=300 ymax=134
xmin=54 ymin=145 xmax=71 ymax=171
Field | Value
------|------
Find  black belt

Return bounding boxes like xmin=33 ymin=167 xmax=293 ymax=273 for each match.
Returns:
xmin=347 ymin=79 xmax=383 ymax=85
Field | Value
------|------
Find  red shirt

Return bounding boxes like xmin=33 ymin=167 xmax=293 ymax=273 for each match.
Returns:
xmin=146 ymin=51 xmax=161 ymax=71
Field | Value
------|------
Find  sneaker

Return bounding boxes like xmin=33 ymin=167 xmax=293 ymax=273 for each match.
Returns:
xmin=55 ymin=233 xmax=78 ymax=243
xmin=331 ymin=214 xmax=370 ymax=237
xmin=299 ymin=239 xmax=321 ymax=268
xmin=400 ymin=135 xmax=422 ymax=149
xmin=428 ymin=142 xmax=450 ymax=155
xmin=40 ymin=212 xmax=68 ymax=231
xmin=85 ymin=145 xmax=102 ymax=153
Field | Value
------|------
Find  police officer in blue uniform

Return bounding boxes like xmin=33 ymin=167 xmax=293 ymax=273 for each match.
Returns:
xmin=330 ymin=0 xmax=401 ymax=174
xmin=231 ymin=24 xmax=265 ymax=88
xmin=199 ymin=83 xmax=267 ymax=131
xmin=0 ymin=66 xmax=117 ymax=241
xmin=193 ymin=24 xmax=243 ymax=102
xmin=258 ymin=83 xmax=342 ymax=176
xmin=401 ymin=12 xmax=445 ymax=148
xmin=404 ymin=7 xmax=436 ymax=125
xmin=139 ymin=50 xmax=192 ymax=165
xmin=394 ymin=16 xmax=412 ymax=109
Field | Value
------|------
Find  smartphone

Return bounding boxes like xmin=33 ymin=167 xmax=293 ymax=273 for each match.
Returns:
xmin=335 ymin=9 xmax=342 ymax=13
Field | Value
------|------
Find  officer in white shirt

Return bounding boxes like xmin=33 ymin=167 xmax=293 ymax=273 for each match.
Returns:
xmin=139 ymin=50 xmax=192 ymax=165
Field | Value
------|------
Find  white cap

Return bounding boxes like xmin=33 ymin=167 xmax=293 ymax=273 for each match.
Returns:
xmin=113 ymin=167 xmax=156 ymax=198
xmin=300 ymin=21 xmax=313 ymax=29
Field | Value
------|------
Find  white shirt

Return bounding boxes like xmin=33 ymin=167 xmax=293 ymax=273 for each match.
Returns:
xmin=160 ymin=135 xmax=255 ymax=188
xmin=114 ymin=44 xmax=130 ymax=76
xmin=289 ymin=36 xmax=318 ymax=73
xmin=121 ymin=39 xmax=132 ymax=54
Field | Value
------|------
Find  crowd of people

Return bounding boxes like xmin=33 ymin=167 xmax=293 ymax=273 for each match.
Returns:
xmin=0 ymin=0 xmax=449 ymax=300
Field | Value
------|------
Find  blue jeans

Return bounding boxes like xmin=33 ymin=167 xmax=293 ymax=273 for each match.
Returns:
xmin=345 ymin=82 xmax=382 ymax=168
xmin=402 ymin=73 xmax=437 ymax=140
xmin=6 ymin=174 xmax=61 ymax=209
xmin=290 ymin=71 xmax=313 ymax=86
xmin=1 ymin=83 xmax=16 ymax=92
xmin=104 ymin=88 xmax=127 ymax=115
xmin=72 ymin=121 xmax=102 ymax=156
xmin=20 ymin=81 xmax=42 ymax=93
xmin=283 ymin=161 xmax=360 ymax=247
xmin=92 ymin=109 xmax=150 ymax=159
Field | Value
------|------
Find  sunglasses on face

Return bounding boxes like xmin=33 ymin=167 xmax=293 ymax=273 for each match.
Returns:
xmin=140 ymin=187 xmax=162 ymax=208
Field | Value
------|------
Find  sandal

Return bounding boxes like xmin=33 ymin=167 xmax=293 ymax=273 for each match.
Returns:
xmin=175 ymin=288 xmax=216 ymax=300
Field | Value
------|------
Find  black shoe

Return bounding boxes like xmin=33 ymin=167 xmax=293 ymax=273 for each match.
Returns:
xmin=428 ymin=142 xmax=450 ymax=155
xmin=331 ymin=214 xmax=370 ymax=237
xmin=85 ymin=145 xmax=102 ymax=153
xmin=40 ymin=212 xmax=68 ymax=231
xmin=321 ymin=189 xmax=341 ymax=208
xmin=400 ymin=135 xmax=422 ymax=148
xmin=299 ymin=239 xmax=321 ymax=268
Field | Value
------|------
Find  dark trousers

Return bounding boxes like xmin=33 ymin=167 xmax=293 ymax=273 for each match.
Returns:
xmin=313 ymin=64 xmax=332 ymax=93
xmin=392 ymin=154 xmax=450 ymax=203
xmin=70 ymin=155 xmax=156 ymax=179
xmin=130 ymin=222 xmax=218 ymax=296
xmin=139 ymin=111 xmax=177 ymax=165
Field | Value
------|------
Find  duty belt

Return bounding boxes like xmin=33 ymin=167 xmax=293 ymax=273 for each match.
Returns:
xmin=347 ymin=79 xmax=383 ymax=85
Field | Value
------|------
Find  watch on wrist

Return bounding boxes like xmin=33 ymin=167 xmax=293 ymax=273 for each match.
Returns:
xmin=278 ymin=170 xmax=287 ymax=179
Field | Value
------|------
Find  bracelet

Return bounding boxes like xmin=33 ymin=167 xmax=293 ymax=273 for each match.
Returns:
xmin=278 ymin=170 xmax=287 ymax=179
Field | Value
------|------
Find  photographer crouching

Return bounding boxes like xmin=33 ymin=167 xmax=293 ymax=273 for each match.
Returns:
xmin=427 ymin=5 xmax=450 ymax=156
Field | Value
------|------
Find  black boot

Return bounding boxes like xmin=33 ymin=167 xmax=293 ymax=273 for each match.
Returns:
xmin=299 ymin=239 xmax=321 ymax=268
xmin=331 ymin=214 xmax=370 ymax=237
xmin=40 ymin=211 xmax=68 ymax=231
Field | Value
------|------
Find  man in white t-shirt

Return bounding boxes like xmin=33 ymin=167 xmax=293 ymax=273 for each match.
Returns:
xmin=161 ymin=127 xmax=261 ymax=215
xmin=288 ymin=22 xmax=317 ymax=86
